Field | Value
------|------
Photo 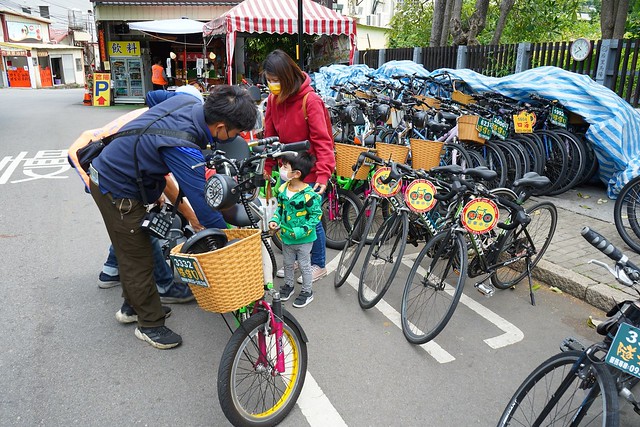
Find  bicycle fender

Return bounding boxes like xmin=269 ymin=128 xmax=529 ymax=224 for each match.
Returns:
xmin=282 ymin=309 xmax=309 ymax=343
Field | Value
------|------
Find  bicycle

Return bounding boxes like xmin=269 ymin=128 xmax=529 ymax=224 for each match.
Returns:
xmin=498 ymin=227 xmax=640 ymax=426
xmin=400 ymin=166 xmax=556 ymax=344
xmin=170 ymin=136 xmax=310 ymax=426
xmin=614 ymin=174 xmax=640 ymax=255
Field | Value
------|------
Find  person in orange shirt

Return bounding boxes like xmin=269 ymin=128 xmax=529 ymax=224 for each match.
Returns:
xmin=151 ymin=57 xmax=168 ymax=90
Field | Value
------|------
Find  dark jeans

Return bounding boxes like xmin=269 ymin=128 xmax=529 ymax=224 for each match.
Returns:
xmin=90 ymin=181 xmax=165 ymax=327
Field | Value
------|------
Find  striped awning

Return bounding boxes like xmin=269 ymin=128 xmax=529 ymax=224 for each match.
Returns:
xmin=203 ymin=0 xmax=357 ymax=83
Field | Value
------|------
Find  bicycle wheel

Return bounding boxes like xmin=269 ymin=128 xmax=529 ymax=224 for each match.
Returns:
xmin=401 ymin=230 xmax=467 ymax=344
xmin=492 ymin=140 xmax=523 ymax=188
xmin=491 ymin=201 xmax=558 ymax=289
xmin=533 ymin=129 xmax=569 ymax=196
xmin=218 ymin=310 xmax=308 ymax=427
xmin=498 ymin=351 xmax=619 ymax=427
xmin=358 ymin=211 xmax=408 ymax=309
xmin=467 ymin=142 xmax=508 ymax=189
xmin=335 ymin=197 xmax=378 ymax=288
xmin=323 ymin=186 xmax=363 ymax=250
xmin=441 ymin=142 xmax=473 ymax=169
xmin=546 ymin=129 xmax=588 ymax=196
xmin=614 ymin=175 xmax=640 ymax=254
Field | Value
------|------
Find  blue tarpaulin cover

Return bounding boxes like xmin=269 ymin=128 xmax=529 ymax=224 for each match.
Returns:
xmin=314 ymin=62 xmax=640 ymax=197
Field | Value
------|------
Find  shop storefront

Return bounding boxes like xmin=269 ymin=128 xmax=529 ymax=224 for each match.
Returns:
xmin=107 ymin=41 xmax=145 ymax=103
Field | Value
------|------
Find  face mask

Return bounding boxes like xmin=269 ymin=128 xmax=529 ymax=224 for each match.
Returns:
xmin=268 ymin=81 xmax=281 ymax=95
xmin=214 ymin=127 xmax=236 ymax=144
xmin=279 ymin=166 xmax=291 ymax=182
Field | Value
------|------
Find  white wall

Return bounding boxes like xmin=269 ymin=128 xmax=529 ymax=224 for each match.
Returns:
xmin=335 ymin=0 xmax=397 ymax=28
xmin=356 ymin=24 xmax=388 ymax=50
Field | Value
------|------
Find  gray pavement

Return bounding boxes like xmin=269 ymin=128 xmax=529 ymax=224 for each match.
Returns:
xmin=533 ymin=183 xmax=640 ymax=312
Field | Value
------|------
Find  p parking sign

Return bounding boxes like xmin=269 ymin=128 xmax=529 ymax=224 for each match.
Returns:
xmin=93 ymin=73 xmax=111 ymax=107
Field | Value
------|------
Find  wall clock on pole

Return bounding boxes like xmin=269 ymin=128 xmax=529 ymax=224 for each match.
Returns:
xmin=570 ymin=38 xmax=591 ymax=61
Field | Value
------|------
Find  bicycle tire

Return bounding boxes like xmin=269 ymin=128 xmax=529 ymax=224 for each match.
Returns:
xmin=546 ymin=129 xmax=588 ymax=196
xmin=492 ymin=140 xmax=523 ymax=188
xmin=366 ymin=198 xmax=391 ymax=244
xmin=578 ymin=136 xmax=599 ymax=185
xmin=401 ymin=231 xmax=467 ymax=345
xmin=323 ymin=186 xmax=363 ymax=249
xmin=491 ymin=201 xmax=557 ymax=289
xmin=498 ymin=350 xmax=619 ymax=427
xmin=441 ymin=142 xmax=473 ymax=169
xmin=467 ymin=142 xmax=508 ymax=189
xmin=335 ymin=197 xmax=379 ymax=288
xmin=614 ymin=175 xmax=640 ymax=254
xmin=217 ymin=310 xmax=308 ymax=427
xmin=513 ymin=135 xmax=543 ymax=175
xmin=358 ymin=211 xmax=409 ymax=309
xmin=466 ymin=148 xmax=487 ymax=168
xmin=533 ymin=129 xmax=569 ymax=196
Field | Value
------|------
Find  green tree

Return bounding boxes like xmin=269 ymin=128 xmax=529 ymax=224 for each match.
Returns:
xmin=387 ymin=0 xmax=433 ymax=48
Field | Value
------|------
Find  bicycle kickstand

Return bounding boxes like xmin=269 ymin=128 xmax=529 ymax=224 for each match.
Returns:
xmin=526 ymin=256 xmax=535 ymax=306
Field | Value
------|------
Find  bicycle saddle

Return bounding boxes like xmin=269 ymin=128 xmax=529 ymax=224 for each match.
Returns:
xmin=221 ymin=199 xmax=263 ymax=227
xmin=425 ymin=120 xmax=449 ymax=133
xmin=463 ymin=166 xmax=497 ymax=181
xmin=513 ymin=172 xmax=550 ymax=189
xmin=431 ymin=164 xmax=463 ymax=174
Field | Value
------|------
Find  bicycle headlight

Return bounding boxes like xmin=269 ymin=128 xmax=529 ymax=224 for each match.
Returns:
xmin=412 ymin=111 xmax=429 ymax=129
xmin=341 ymin=105 xmax=359 ymax=124
xmin=204 ymin=174 xmax=238 ymax=210
xmin=376 ymin=104 xmax=391 ymax=122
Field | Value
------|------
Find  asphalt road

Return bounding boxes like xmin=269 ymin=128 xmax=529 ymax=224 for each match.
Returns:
xmin=0 ymin=88 xmax=631 ymax=426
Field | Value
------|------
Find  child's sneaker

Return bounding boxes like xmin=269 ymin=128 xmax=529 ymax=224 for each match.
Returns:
xmin=292 ymin=291 xmax=313 ymax=308
xmin=279 ymin=285 xmax=295 ymax=301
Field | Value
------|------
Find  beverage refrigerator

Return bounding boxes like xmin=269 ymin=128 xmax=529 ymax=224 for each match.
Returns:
xmin=111 ymin=57 xmax=145 ymax=104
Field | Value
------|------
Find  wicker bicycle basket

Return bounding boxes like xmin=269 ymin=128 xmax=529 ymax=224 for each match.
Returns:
xmin=410 ymin=139 xmax=444 ymax=170
xmin=375 ymin=142 xmax=410 ymax=164
xmin=457 ymin=115 xmax=486 ymax=144
xmin=335 ymin=143 xmax=373 ymax=180
xmin=414 ymin=95 xmax=441 ymax=110
xmin=451 ymin=80 xmax=476 ymax=106
xmin=170 ymin=228 xmax=264 ymax=313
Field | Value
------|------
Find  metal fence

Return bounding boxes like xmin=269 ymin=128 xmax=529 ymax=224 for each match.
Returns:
xmin=356 ymin=38 xmax=640 ymax=107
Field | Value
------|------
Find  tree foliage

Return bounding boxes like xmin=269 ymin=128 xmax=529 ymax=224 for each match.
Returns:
xmin=387 ymin=0 xmax=614 ymax=48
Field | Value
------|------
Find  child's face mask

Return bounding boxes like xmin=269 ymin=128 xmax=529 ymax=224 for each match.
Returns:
xmin=279 ymin=164 xmax=292 ymax=182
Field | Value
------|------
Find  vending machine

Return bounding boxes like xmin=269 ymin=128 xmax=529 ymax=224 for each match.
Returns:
xmin=110 ymin=57 xmax=145 ymax=103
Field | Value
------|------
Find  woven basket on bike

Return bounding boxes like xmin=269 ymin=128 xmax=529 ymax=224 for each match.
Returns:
xmin=451 ymin=80 xmax=476 ymax=105
xmin=171 ymin=228 xmax=264 ymax=313
xmin=414 ymin=95 xmax=441 ymax=110
xmin=375 ymin=142 xmax=410 ymax=163
xmin=335 ymin=143 xmax=374 ymax=180
xmin=409 ymin=139 xmax=444 ymax=170
xmin=457 ymin=115 xmax=486 ymax=144
xmin=354 ymin=89 xmax=374 ymax=99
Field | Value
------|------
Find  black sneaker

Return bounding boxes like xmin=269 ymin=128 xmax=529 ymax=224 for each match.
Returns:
xmin=293 ymin=291 xmax=314 ymax=308
xmin=135 ymin=326 xmax=182 ymax=349
xmin=98 ymin=272 xmax=120 ymax=289
xmin=115 ymin=302 xmax=172 ymax=324
xmin=279 ymin=285 xmax=295 ymax=302
xmin=158 ymin=283 xmax=195 ymax=304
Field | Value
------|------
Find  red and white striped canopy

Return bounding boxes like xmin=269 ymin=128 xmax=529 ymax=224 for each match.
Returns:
xmin=203 ymin=0 xmax=357 ymax=83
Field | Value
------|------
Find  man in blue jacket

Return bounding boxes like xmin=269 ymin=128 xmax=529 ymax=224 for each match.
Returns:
xmin=89 ymin=85 xmax=257 ymax=349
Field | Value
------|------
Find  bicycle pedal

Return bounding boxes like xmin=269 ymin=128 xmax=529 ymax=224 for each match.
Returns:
xmin=475 ymin=282 xmax=495 ymax=297
xmin=560 ymin=337 xmax=586 ymax=352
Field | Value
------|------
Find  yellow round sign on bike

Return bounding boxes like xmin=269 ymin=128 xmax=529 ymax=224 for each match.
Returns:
xmin=372 ymin=167 xmax=402 ymax=197
xmin=404 ymin=179 xmax=437 ymax=213
xmin=461 ymin=197 xmax=499 ymax=234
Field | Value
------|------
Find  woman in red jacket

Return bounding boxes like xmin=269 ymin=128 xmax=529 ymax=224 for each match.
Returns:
xmin=263 ymin=49 xmax=335 ymax=283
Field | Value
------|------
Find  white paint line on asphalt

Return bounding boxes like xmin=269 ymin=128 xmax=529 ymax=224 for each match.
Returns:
xmin=297 ymin=372 xmax=348 ymax=427
xmin=405 ymin=258 xmax=524 ymax=349
xmin=325 ymin=250 xmax=455 ymax=364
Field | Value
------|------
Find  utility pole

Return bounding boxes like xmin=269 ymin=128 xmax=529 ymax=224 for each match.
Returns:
xmin=298 ymin=0 xmax=304 ymax=70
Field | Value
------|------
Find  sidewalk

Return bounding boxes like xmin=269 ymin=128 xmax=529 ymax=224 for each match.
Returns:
xmin=532 ymin=187 xmax=640 ymax=312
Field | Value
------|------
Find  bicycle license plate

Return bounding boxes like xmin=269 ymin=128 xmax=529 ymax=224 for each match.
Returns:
xmin=169 ymin=254 xmax=210 ymax=288
xmin=605 ymin=322 xmax=640 ymax=379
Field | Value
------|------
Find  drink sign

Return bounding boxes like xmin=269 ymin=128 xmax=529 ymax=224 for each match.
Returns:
xmin=550 ymin=106 xmax=568 ymax=128
xmin=372 ymin=167 xmax=402 ymax=197
xmin=461 ymin=198 xmax=499 ymax=234
xmin=513 ymin=111 xmax=536 ymax=134
xmin=404 ymin=179 xmax=437 ymax=213
xmin=491 ymin=116 xmax=510 ymax=140
xmin=475 ymin=117 xmax=493 ymax=140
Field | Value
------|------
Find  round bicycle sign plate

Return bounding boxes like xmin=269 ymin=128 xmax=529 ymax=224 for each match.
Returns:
xmin=404 ymin=179 xmax=437 ymax=213
xmin=372 ymin=167 xmax=402 ymax=198
xmin=461 ymin=197 xmax=499 ymax=234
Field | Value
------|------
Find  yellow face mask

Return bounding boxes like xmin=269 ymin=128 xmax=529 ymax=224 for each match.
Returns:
xmin=268 ymin=81 xmax=281 ymax=95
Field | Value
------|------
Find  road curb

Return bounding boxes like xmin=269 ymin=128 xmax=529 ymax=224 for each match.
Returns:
xmin=534 ymin=259 xmax=631 ymax=312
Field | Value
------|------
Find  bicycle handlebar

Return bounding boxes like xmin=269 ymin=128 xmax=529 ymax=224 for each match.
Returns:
xmin=581 ymin=227 xmax=640 ymax=272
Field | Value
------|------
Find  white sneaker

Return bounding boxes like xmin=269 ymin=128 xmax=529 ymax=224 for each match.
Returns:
xmin=276 ymin=261 xmax=299 ymax=278
xmin=297 ymin=265 xmax=327 ymax=284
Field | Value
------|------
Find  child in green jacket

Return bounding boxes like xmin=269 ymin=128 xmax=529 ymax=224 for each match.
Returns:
xmin=269 ymin=151 xmax=322 ymax=307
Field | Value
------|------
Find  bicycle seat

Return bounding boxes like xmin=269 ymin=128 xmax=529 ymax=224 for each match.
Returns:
xmin=426 ymin=120 xmax=449 ymax=133
xmin=463 ymin=166 xmax=497 ymax=181
xmin=439 ymin=111 xmax=458 ymax=122
xmin=513 ymin=172 xmax=550 ymax=189
xmin=221 ymin=199 xmax=262 ymax=227
xmin=431 ymin=164 xmax=463 ymax=174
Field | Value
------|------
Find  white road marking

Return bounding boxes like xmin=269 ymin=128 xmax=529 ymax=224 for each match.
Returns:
xmin=327 ymin=253 xmax=455 ymax=363
xmin=297 ymin=372 xmax=348 ymax=426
